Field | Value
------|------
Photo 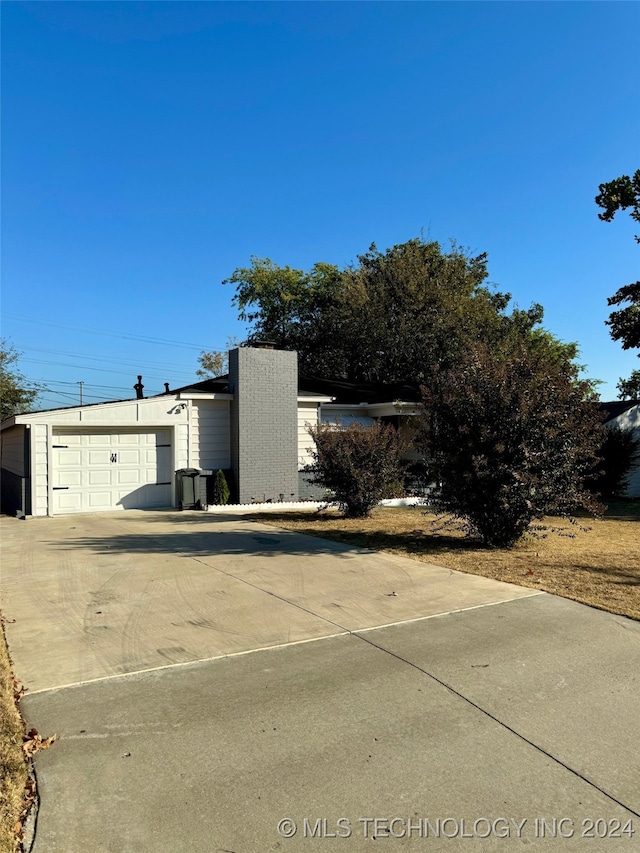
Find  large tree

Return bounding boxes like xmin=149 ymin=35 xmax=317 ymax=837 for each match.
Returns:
xmin=0 ymin=339 xmax=41 ymax=421
xmin=595 ymin=170 xmax=640 ymax=395
xmin=219 ymin=238 xmax=575 ymax=388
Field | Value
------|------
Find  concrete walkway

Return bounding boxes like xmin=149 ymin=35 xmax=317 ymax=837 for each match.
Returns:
xmin=1 ymin=511 xmax=639 ymax=851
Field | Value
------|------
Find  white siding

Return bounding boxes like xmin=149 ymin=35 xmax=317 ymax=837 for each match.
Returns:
xmin=33 ymin=424 xmax=48 ymax=517
xmin=190 ymin=400 xmax=230 ymax=470
xmin=0 ymin=426 xmax=25 ymax=476
xmin=606 ymin=405 xmax=640 ymax=497
xmin=297 ymin=403 xmax=319 ymax=469
xmin=320 ymin=406 xmax=375 ymax=427
xmin=175 ymin=422 xmax=189 ymax=473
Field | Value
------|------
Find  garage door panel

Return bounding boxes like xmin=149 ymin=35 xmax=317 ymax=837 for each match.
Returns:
xmin=52 ymin=429 xmax=173 ymax=514
xmin=117 ymin=469 xmax=142 ymax=486
xmin=117 ymin=433 xmax=141 ymax=445
xmin=55 ymin=492 xmax=82 ymax=512
xmin=88 ymin=470 xmax=111 ymax=486
xmin=88 ymin=450 xmax=111 ymax=465
xmin=88 ymin=491 xmax=112 ymax=510
xmin=118 ymin=449 xmax=142 ymax=465
xmin=58 ymin=471 xmax=82 ymax=487
xmin=57 ymin=450 xmax=82 ymax=466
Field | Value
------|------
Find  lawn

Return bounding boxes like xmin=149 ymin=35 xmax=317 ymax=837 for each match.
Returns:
xmin=0 ymin=618 xmax=29 ymax=853
xmin=251 ymin=501 xmax=640 ymax=621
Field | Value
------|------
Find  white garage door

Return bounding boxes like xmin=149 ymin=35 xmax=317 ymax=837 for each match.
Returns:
xmin=51 ymin=429 xmax=172 ymax=514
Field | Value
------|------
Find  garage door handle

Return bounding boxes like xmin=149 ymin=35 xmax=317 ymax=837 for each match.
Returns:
xmin=53 ymin=487 xmax=69 ymax=490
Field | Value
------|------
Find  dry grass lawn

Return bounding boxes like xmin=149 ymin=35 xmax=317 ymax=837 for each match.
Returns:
xmin=252 ymin=501 xmax=640 ymax=621
xmin=0 ymin=618 xmax=28 ymax=853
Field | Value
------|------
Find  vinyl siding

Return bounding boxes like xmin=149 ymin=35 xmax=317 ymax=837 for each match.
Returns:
xmin=606 ymin=405 xmax=640 ymax=498
xmin=297 ymin=403 xmax=319 ymax=469
xmin=33 ymin=423 xmax=49 ymax=516
xmin=190 ymin=400 xmax=230 ymax=470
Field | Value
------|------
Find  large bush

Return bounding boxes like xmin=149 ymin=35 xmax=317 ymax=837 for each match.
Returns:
xmin=305 ymin=420 xmax=404 ymax=518
xmin=420 ymin=343 xmax=605 ymax=547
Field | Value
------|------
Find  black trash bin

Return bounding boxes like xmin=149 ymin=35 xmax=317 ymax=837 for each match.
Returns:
xmin=175 ymin=468 xmax=200 ymax=510
xmin=176 ymin=468 xmax=214 ymax=510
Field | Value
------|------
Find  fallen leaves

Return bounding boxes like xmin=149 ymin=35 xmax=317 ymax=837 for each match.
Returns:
xmin=22 ymin=728 xmax=57 ymax=757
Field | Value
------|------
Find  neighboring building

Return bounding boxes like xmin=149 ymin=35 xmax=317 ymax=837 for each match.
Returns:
xmin=600 ymin=400 xmax=640 ymax=498
xmin=0 ymin=347 xmax=420 ymax=517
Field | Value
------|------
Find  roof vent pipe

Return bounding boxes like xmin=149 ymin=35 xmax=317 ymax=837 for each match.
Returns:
xmin=134 ymin=375 xmax=144 ymax=400
xmin=164 ymin=383 xmax=170 ymax=393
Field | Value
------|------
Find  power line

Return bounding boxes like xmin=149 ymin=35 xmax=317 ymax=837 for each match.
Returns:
xmin=4 ymin=313 xmax=228 ymax=351
xmin=36 ymin=379 xmax=132 ymax=391
xmin=21 ymin=356 xmax=195 ymax=381
xmin=14 ymin=345 xmax=201 ymax=376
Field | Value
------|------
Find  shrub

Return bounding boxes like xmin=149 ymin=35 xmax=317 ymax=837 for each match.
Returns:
xmin=212 ymin=469 xmax=230 ymax=505
xmin=420 ymin=342 xmax=605 ymax=547
xmin=305 ymin=420 xmax=405 ymax=518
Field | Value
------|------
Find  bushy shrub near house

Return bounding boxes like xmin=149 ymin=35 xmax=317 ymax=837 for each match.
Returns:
xmin=305 ymin=420 xmax=404 ymax=518
xmin=212 ymin=469 xmax=230 ymax=505
xmin=420 ymin=343 xmax=605 ymax=547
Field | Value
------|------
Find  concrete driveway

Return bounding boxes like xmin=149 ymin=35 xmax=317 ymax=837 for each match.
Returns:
xmin=1 ymin=510 xmax=639 ymax=851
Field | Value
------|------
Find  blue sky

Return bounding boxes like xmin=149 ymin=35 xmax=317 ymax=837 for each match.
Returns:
xmin=2 ymin=1 xmax=638 ymax=407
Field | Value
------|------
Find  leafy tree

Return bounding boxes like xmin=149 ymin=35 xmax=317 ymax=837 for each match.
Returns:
xmin=596 ymin=170 xmax=640 ymax=392
xmin=222 ymin=239 xmax=571 ymax=388
xmin=304 ymin=420 xmax=405 ymax=518
xmin=617 ymin=369 xmax=640 ymax=400
xmin=0 ymin=339 xmax=41 ymax=421
xmin=606 ymin=281 xmax=640 ymax=353
xmin=197 ymin=350 xmax=226 ymax=378
xmin=595 ymin=171 xmax=640 ymax=240
xmin=419 ymin=341 xmax=604 ymax=548
xmin=196 ymin=337 xmax=241 ymax=378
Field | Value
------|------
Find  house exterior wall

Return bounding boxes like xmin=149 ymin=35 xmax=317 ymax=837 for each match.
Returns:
xmin=33 ymin=424 xmax=48 ymax=517
xmin=1 ymin=425 xmax=25 ymax=476
xmin=0 ymin=425 xmax=30 ymax=515
xmin=190 ymin=400 xmax=230 ymax=471
xmin=606 ymin=404 xmax=640 ymax=498
xmin=297 ymin=402 xmax=319 ymax=469
xmin=7 ymin=397 xmax=191 ymax=515
xmin=229 ymin=347 xmax=298 ymax=504
xmin=320 ymin=406 xmax=375 ymax=427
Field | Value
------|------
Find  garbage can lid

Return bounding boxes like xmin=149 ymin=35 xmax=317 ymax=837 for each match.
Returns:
xmin=175 ymin=468 xmax=200 ymax=476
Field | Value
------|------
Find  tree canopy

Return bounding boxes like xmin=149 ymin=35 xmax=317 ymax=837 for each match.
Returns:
xmin=595 ymin=171 xmax=640 ymax=397
xmin=219 ymin=238 xmax=581 ymax=389
xmin=0 ymin=339 xmax=41 ymax=421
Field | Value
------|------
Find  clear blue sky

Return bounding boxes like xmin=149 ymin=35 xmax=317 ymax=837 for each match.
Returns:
xmin=2 ymin=1 xmax=638 ymax=407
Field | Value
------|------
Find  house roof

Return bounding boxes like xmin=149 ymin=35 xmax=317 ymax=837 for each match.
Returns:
xmin=167 ymin=376 xmax=231 ymax=395
xmin=298 ymin=376 xmax=422 ymax=404
xmin=166 ymin=374 xmax=422 ymax=404
xmin=599 ymin=399 xmax=639 ymax=423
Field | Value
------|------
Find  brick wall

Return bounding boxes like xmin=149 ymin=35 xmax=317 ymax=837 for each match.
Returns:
xmin=229 ymin=347 xmax=299 ymax=504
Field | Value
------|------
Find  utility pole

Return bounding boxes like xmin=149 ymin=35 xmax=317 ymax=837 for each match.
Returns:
xmin=77 ymin=381 xmax=84 ymax=405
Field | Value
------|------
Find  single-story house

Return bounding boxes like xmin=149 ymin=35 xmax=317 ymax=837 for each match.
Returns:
xmin=4 ymin=346 xmax=637 ymax=517
xmin=0 ymin=346 xmax=422 ymax=517
xmin=600 ymin=399 xmax=640 ymax=498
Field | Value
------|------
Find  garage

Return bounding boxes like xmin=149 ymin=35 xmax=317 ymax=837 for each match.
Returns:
xmin=51 ymin=428 xmax=173 ymax=514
